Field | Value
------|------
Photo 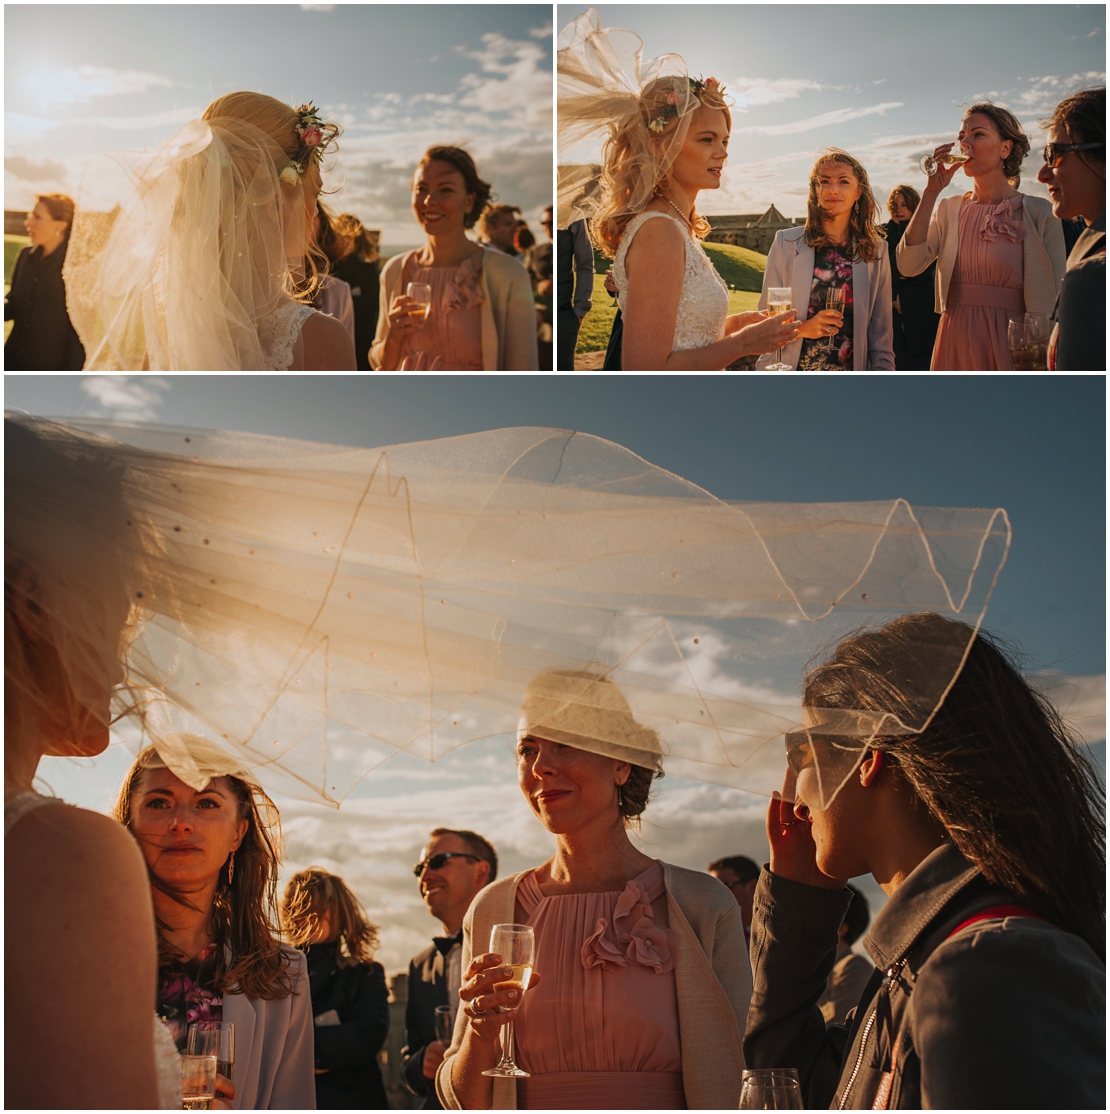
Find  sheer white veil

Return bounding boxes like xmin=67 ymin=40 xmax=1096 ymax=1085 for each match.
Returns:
xmin=64 ymin=114 xmax=317 ymax=370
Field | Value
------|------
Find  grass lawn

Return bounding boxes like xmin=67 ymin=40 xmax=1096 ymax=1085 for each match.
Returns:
xmin=577 ymin=239 xmax=766 ymax=354
xmin=4 ymin=235 xmax=28 ymax=343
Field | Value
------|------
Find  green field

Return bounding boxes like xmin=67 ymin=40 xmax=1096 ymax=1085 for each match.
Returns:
xmin=577 ymin=239 xmax=766 ymax=354
xmin=4 ymin=235 xmax=29 ymax=343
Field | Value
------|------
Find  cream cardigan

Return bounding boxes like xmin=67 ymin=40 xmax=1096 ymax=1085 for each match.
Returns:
xmin=370 ymin=247 xmax=539 ymax=370
xmin=436 ymin=862 xmax=752 ymax=1110
xmin=896 ymin=192 xmax=1066 ymax=316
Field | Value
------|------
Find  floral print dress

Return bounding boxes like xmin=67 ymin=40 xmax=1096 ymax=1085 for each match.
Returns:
xmin=157 ymin=943 xmax=223 ymax=1052
xmin=797 ymin=245 xmax=855 ymax=371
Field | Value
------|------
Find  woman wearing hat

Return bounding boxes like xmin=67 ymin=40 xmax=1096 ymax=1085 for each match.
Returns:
xmin=437 ymin=669 xmax=751 ymax=1110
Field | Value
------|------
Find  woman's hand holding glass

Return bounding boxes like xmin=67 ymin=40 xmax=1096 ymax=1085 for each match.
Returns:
xmin=728 ymin=308 xmax=799 ymax=355
xmin=459 ymin=952 xmax=541 ymax=1036
xmin=387 ymin=294 xmax=427 ymax=336
xmin=794 ymin=309 xmax=844 ymax=341
xmin=921 ymin=143 xmax=963 ymax=192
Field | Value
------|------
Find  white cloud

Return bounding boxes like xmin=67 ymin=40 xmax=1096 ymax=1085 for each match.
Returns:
xmin=26 ymin=65 xmax=173 ymax=107
xmin=728 ymin=77 xmax=823 ymax=110
xmin=529 ymin=22 xmax=554 ymax=40
xmin=77 ymin=106 xmax=204 ymax=132
xmin=736 ymin=102 xmax=904 ymax=137
xmin=79 ymin=376 xmax=171 ymax=422
xmin=5 ymin=112 xmax=62 ymax=144
xmin=300 ymin=3 xmax=335 ymax=9
xmin=1031 ymin=672 xmax=1106 ymax=745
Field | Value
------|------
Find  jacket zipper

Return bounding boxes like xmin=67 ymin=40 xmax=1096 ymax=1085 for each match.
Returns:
xmin=837 ymin=1004 xmax=877 ymax=1109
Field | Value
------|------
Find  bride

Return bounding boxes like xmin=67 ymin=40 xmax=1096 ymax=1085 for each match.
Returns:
xmin=65 ymin=92 xmax=356 ymax=370
xmin=558 ymin=10 xmax=800 ymax=370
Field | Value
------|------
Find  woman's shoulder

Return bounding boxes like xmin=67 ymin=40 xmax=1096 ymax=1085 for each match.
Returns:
xmin=480 ymin=246 xmax=530 ymax=281
xmin=379 ymin=251 xmax=411 ymax=283
xmin=1018 ymin=193 xmax=1056 ymax=224
xmin=661 ymin=861 xmax=740 ymax=911
xmin=777 ymin=225 xmax=806 ymax=244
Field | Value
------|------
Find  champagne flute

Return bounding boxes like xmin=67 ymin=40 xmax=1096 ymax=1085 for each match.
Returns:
xmin=920 ymin=142 xmax=970 ymax=177
xmin=765 ymin=287 xmax=793 ymax=370
xmin=481 ymin=923 xmax=535 ymax=1078
xmin=824 ymin=286 xmax=847 ymax=352
xmin=406 ymin=282 xmax=432 ymax=323
xmin=434 ymin=1004 xmax=455 ymax=1044
xmin=189 ymin=1022 xmax=235 ymax=1085
xmin=180 ymin=1052 xmax=218 ymax=1111
xmin=738 ymin=1067 xmax=803 ymax=1109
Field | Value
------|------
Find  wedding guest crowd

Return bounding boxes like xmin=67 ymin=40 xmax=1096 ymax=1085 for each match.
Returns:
xmin=4 ymin=194 xmax=86 ymax=370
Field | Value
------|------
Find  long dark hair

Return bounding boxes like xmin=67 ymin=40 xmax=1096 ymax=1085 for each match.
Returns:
xmin=115 ymin=750 xmax=294 ymax=999
xmin=804 ymin=149 xmax=885 ymax=263
xmin=803 ymin=612 xmax=1105 ymax=961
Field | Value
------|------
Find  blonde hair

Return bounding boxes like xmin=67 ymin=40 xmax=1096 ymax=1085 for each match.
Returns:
xmin=804 ymin=149 xmax=885 ymax=264
xmin=282 ymin=868 xmax=379 ymax=968
xmin=593 ymin=79 xmax=732 ymax=259
xmin=202 ymin=91 xmax=341 ymax=303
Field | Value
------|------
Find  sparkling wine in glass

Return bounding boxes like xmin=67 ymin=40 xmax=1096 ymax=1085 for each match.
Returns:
xmin=1007 ymin=316 xmax=1048 ymax=370
xmin=765 ymin=287 xmax=793 ymax=370
xmin=738 ymin=1067 xmax=804 ymax=1109
xmin=920 ymin=144 xmax=970 ymax=177
xmin=189 ymin=1022 xmax=235 ymax=1095
xmin=825 ymin=286 xmax=847 ymax=352
xmin=481 ymin=923 xmax=535 ymax=1079
xmin=181 ymin=1054 xmax=218 ymax=1111
xmin=406 ymin=282 xmax=432 ymax=322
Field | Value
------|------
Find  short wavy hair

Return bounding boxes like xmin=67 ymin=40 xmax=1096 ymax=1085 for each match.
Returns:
xmin=963 ymin=102 xmax=1030 ymax=186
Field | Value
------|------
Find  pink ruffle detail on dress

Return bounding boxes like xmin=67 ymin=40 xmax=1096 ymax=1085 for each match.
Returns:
xmin=444 ymin=251 xmax=485 ymax=313
xmin=980 ymin=198 xmax=1027 ymax=244
xmin=580 ymin=879 xmax=679 ymax=974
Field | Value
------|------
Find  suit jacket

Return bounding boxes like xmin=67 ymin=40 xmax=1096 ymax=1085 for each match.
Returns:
xmin=4 ymin=242 xmax=86 ymax=370
xmin=400 ymin=937 xmax=458 ymax=1108
xmin=436 ymin=863 xmax=752 ymax=1110
xmin=1052 ymin=212 xmax=1105 ymax=370
xmin=370 ymin=248 xmax=538 ymax=370
xmin=222 ymin=944 xmax=317 ymax=1109
xmin=896 ymin=192 xmax=1066 ymax=316
xmin=756 ymin=227 xmax=894 ymax=370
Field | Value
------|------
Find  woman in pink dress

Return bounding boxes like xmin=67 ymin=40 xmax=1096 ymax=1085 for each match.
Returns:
xmin=436 ymin=670 xmax=752 ymax=1110
xmin=898 ymin=102 xmax=1066 ymax=370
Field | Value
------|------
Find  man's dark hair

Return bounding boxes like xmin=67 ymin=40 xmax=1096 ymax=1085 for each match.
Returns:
xmin=707 ymin=855 xmax=760 ymax=884
xmin=843 ymin=883 xmax=871 ymax=945
xmin=429 ymin=828 xmax=498 ymax=883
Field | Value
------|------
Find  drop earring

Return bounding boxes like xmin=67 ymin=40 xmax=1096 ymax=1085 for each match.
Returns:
xmin=227 ymin=851 xmax=235 ymax=885
xmin=616 ymin=784 xmax=624 ymax=810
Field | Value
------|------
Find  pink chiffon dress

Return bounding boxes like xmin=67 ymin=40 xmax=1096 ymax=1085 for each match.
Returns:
xmin=398 ymin=251 xmax=484 ymax=370
xmin=512 ymin=860 xmax=686 ymax=1110
xmin=932 ymin=196 xmax=1026 ymax=371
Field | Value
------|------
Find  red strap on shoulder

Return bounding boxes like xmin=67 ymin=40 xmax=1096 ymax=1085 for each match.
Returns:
xmin=947 ymin=904 xmax=1050 ymax=939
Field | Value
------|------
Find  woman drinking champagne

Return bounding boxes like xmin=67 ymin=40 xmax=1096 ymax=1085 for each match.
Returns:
xmin=756 ymin=150 xmax=894 ymax=370
xmin=898 ymin=102 xmax=1066 ymax=370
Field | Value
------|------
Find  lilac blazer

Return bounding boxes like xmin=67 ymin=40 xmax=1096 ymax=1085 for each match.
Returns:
xmin=223 ymin=945 xmax=316 ymax=1109
xmin=756 ymin=226 xmax=895 ymax=370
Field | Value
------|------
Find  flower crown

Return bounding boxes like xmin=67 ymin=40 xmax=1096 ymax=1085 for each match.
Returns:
xmin=279 ymin=103 xmax=330 ymax=186
xmin=647 ymin=76 xmax=721 ymax=134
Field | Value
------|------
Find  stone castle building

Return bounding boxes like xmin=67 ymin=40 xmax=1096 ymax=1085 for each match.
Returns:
xmin=704 ymin=205 xmax=805 ymax=256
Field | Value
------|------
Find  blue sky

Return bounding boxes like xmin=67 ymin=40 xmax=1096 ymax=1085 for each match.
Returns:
xmin=5 ymin=4 xmax=553 ymax=251
xmin=559 ymin=4 xmax=1105 ymax=217
xmin=5 ymin=374 xmax=1103 ymax=970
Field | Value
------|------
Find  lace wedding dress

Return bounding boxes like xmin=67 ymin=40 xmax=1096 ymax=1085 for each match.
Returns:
xmin=613 ymin=211 xmax=730 ymax=352
xmin=258 ymin=302 xmax=319 ymax=371
xmin=5 ymin=792 xmax=182 ymax=1108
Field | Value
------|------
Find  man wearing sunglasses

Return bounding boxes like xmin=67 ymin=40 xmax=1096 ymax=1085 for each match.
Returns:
xmin=400 ymin=828 xmax=497 ymax=1108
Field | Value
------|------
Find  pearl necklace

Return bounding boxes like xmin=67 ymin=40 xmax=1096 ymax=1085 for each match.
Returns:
xmin=659 ymin=194 xmax=693 ymax=228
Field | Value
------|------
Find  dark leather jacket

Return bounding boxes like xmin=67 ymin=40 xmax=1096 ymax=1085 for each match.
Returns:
xmin=745 ymin=842 xmax=1105 ymax=1109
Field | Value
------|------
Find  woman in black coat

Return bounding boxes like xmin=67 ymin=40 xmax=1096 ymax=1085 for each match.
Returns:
xmin=328 ymin=213 xmax=381 ymax=372
xmin=5 ymin=193 xmax=85 ymax=370
xmin=284 ymin=869 xmax=391 ymax=1109
xmin=884 ymin=185 xmax=939 ymax=371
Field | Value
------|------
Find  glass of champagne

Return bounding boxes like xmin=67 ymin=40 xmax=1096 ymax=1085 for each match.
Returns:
xmin=481 ymin=923 xmax=535 ymax=1079
xmin=825 ymin=286 xmax=847 ymax=352
xmin=434 ymin=1004 xmax=455 ymax=1044
xmin=765 ymin=287 xmax=793 ymax=370
xmin=738 ymin=1067 xmax=804 ymax=1109
xmin=189 ymin=1022 xmax=235 ymax=1087
xmin=406 ymin=282 xmax=432 ymax=323
xmin=1007 ymin=317 xmax=1039 ymax=370
xmin=180 ymin=1052 xmax=218 ymax=1111
xmin=920 ymin=142 xmax=970 ymax=177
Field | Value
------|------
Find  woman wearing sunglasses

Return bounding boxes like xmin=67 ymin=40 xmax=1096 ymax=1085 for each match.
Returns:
xmin=745 ymin=612 xmax=1105 ymax=1109
xmin=1036 ymin=87 xmax=1105 ymax=370
xmin=436 ymin=670 xmax=752 ymax=1110
xmin=897 ymin=102 xmax=1066 ymax=369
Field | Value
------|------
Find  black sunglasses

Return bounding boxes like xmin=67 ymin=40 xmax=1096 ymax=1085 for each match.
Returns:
xmin=1042 ymin=141 xmax=1104 ymax=168
xmin=413 ymin=851 xmax=480 ymax=877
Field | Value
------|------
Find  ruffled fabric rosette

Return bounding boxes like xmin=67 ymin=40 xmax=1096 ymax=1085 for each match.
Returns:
xmin=980 ymin=198 xmax=1027 ymax=244
xmin=557 ymin=8 xmax=698 ymax=229
xmin=444 ymin=251 xmax=485 ymax=313
xmin=581 ymin=878 xmax=680 ymax=974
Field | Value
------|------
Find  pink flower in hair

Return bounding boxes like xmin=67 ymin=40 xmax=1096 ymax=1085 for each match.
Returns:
xmin=666 ymin=91 xmax=679 ymax=106
xmin=706 ymin=77 xmax=720 ymax=91
xmin=300 ymin=125 xmax=323 ymax=148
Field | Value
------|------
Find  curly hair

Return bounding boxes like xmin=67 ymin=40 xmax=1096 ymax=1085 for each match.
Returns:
xmin=282 ymin=868 xmax=380 ymax=968
xmin=803 ymin=612 xmax=1105 ymax=962
xmin=963 ymin=102 xmax=1030 ymax=187
xmin=115 ymin=750 xmax=295 ymax=999
xmin=886 ymin=184 xmax=921 ymax=217
xmin=805 ymin=149 xmax=885 ymax=263
xmin=592 ymin=77 xmax=732 ymax=259
xmin=418 ymin=146 xmax=492 ymax=229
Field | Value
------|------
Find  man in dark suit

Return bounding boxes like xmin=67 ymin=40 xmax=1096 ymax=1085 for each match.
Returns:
xmin=401 ymin=828 xmax=497 ymax=1107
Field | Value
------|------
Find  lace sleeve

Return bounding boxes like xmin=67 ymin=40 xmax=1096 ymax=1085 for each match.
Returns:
xmin=260 ymin=302 xmax=317 ymax=371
